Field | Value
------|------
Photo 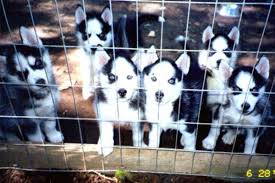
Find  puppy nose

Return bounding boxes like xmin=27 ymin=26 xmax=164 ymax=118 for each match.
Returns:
xmin=118 ymin=89 xmax=127 ymax=98
xmin=216 ymin=59 xmax=222 ymax=67
xmin=155 ymin=91 xmax=164 ymax=101
xmin=36 ymin=79 xmax=46 ymax=87
xmin=241 ymin=102 xmax=250 ymax=112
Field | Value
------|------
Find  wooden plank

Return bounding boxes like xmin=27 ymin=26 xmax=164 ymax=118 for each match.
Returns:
xmin=0 ymin=143 xmax=273 ymax=179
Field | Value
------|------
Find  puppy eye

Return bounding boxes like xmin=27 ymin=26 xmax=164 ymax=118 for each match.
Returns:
xmin=88 ymin=33 xmax=92 ymax=37
xmin=151 ymin=76 xmax=157 ymax=82
xmin=108 ymin=73 xmax=117 ymax=82
xmin=127 ymin=75 xmax=133 ymax=80
xmin=208 ymin=51 xmax=215 ymax=57
xmin=223 ymin=48 xmax=231 ymax=57
xmin=35 ymin=58 xmax=43 ymax=68
xmin=250 ymin=87 xmax=258 ymax=92
xmin=97 ymin=33 xmax=105 ymax=40
xmin=250 ymin=87 xmax=259 ymax=96
xmin=232 ymin=86 xmax=242 ymax=95
xmin=168 ymin=78 xmax=176 ymax=85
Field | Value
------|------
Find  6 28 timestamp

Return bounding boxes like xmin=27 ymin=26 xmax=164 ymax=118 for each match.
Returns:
xmin=246 ymin=169 xmax=275 ymax=178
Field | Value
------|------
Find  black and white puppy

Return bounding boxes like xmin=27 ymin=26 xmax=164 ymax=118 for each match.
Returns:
xmin=203 ymin=56 xmax=271 ymax=154
xmin=75 ymin=5 xmax=164 ymax=100
xmin=142 ymin=49 xmax=203 ymax=150
xmin=0 ymin=27 xmax=63 ymax=143
xmin=93 ymin=48 xmax=145 ymax=156
xmin=199 ymin=26 xmax=239 ymax=108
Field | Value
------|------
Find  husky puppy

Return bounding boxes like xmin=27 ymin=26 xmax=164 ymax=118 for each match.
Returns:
xmin=202 ymin=56 xmax=271 ymax=154
xmin=93 ymin=47 xmax=145 ymax=156
xmin=141 ymin=50 xmax=203 ymax=150
xmin=198 ymin=26 xmax=239 ymax=108
xmin=75 ymin=5 xmax=164 ymax=100
xmin=0 ymin=27 xmax=63 ymax=143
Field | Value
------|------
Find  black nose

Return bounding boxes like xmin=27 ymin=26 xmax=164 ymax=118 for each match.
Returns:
xmin=36 ymin=79 xmax=46 ymax=87
xmin=91 ymin=48 xmax=96 ymax=52
xmin=241 ymin=103 xmax=250 ymax=112
xmin=118 ymin=89 xmax=127 ymax=98
xmin=216 ymin=59 xmax=222 ymax=67
xmin=155 ymin=91 xmax=164 ymax=102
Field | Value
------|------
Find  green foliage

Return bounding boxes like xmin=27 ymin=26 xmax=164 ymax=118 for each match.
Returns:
xmin=115 ymin=169 xmax=134 ymax=182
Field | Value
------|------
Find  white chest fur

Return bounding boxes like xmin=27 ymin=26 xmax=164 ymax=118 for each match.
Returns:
xmin=146 ymin=103 xmax=186 ymax=131
xmin=222 ymin=105 xmax=261 ymax=126
xmin=24 ymin=93 xmax=57 ymax=118
xmin=207 ymin=76 xmax=228 ymax=106
xmin=95 ymin=100 xmax=140 ymax=124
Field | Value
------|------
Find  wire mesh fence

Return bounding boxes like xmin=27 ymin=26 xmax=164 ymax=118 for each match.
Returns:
xmin=0 ymin=0 xmax=274 ymax=181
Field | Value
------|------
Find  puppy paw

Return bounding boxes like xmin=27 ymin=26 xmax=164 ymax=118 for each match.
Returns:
xmin=222 ymin=132 xmax=235 ymax=145
xmin=141 ymin=142 xmax=148 ymax=148
xmin=96 ymin=145 xmax=113 ymax=157
xmin=202 ymin=136 xmax=216 ymax=150
xmin=47 ymin=131 xmax=64 ymax=143
xmin=96 ymin=139 xmax=114 ymax=156
xmin=183 ymin=146 xmax=195 ymax=151
xmin=27 ymin=133 xmax=45 ymax=143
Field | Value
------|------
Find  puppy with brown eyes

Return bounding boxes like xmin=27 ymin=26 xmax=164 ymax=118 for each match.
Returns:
xmin=202 ymin=56 xmax=271 ymax=154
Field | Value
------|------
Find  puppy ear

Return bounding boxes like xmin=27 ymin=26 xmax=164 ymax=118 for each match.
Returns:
xmin=228 ymin=26 xmax=240 ymax=45
xmin=218 ymin=61 xmax=233 ymax=81
xmin=202 ymin=26 xmax=214 ymax=43
xmin=256 ymin=56 xmax=270 ymax=79
xmin=94 ymin=47 xmax=110 ymax=71
xmin=132 ymin=45 xmax=158 ymax=71
xmin=20 ymin=26 xmax=43 ymax=46
xmin=176 ymin=52 xmax=190 ymax=75
xmin=101 ymin=6 xmax=112 ymax=26
xmin=75 ymin=5 xmax=86 ymax=24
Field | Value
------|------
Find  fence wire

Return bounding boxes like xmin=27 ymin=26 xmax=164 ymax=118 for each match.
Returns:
xmin=0 ymin=0 xmax=274 ymax=180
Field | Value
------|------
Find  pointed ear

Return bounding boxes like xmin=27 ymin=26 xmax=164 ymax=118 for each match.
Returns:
xmin=218 ymin=61 xmax=233 ymax=81
xmin=94 ymin=47 xmax=110 ymax=71
xmin=228 ymin=26 xmax=240 ymax=45
xmin=101 ymin=6 xmax=112 ymax=26
xmin=176 ymin=52 xmax=190 ymax=75
xmin=132 ymin=45 xmax=158 ymax=71
xmin=256 ymin=56 xmax=270 ymax=79
xmin=75 ymin=5 xmax=86 ymax=24
xmin=20 ymin=26 xmax=43 ymax=46
xmin=202 ymin=26 xmax=214 ymax=43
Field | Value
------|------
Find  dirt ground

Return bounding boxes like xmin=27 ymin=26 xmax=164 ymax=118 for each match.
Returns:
xmin=0 ymin=0 xmax=275 ymax=155
xmin=1 ymin=169 xmax=274 ymax=183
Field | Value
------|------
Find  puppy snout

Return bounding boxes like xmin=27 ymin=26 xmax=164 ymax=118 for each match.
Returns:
xmin=118 ymin=88 xmax=127 ymax=98
xmin=216 ymin=59 xmax=222 ymax=67
xmin=241 ymin=102 xmax=250 ymax=113
xmin=155 ymin=91 xmax=164 ymax=102
xmin=36 ymin=79 xmax=47 ymax=87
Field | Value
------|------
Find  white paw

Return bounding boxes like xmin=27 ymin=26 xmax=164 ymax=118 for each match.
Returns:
xmin=82 ymin=87 xmax=94 ymax=100
xmin=141 ymin=142 xmax=148 ymax=148
xmin=96 ymin=144 xmax=113 ymax=157
xmin=183 ymin=146 xmax=195 ymax=151
xmin=28 ymin=133 xmax=45 ymax=143
xmin=96 ymin=139 xmax=114 ymax=156
xmin=244 ymin=148 xmax=255 ymax=154
xmin=202 ymin=136 xmax=216 ymax=150
xmin=222 ymin=132 xmax=235 ymax=145
xmin=47 ymin=131 xmax=64 ymax=143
